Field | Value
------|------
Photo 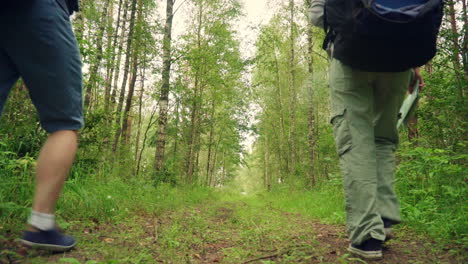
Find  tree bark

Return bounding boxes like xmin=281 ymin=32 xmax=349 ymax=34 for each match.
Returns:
xmin=306 ymin=0 xmax=316 ymax=187
xmin=273 ymin=44 xmax=289 ymax=178
xmin=105 ymin=0 xmax=124 ymax=112
xmin=185 ymin=2 xmax=203 ymax=183
xmin=209 ymin=134 xmax=222 ymax=187
xmin=113 ymin=0 xmax=138 ymax=152
xmin=448 ymin=0 xmax=465 ymax=98
xmin=110 ymin=0 xmax=130 ymax=113
xmin=288 ymin=0 xmax=297 ymax=172
xmin=461 ymin=0 xmax=468 ymax=84
xmin=264 ymin=136 xmax=271 ymax=191
xmin=121 ymin=0 xmax=145 ymax=145
xmin=121 ymin=54 xmax=139 ymax=144
xmin=155 ymin=0 xmax=175 ymax=172
xmin=136 ymin=108 xmax=158 ymax=176
xmin=134 ymin=67 xmax=145 ymax=161
xmin=205 ymin=100 xmax=216 ymax=186
xmin=84 ymin=0 xmax=110 ymax=110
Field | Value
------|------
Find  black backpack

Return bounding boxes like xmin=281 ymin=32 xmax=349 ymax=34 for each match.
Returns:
xmin=1 ymin=0 xmax=79 ymax=15
xmin=323 ymin=0 xmax=444 ymax=72
xmin=57 ymin=0 xmax=80 ymax=15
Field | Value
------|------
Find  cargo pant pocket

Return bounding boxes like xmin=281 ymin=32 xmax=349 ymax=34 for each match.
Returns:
xmin=331 ymin=108 xmax=352 ymax=156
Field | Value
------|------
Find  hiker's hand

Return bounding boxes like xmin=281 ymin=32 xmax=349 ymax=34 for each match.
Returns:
xmin=409 ymin=67 xmax=424 ymax=94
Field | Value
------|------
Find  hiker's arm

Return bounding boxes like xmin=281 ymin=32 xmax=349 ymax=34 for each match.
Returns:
xmin=409 ymin=67 xmax=425 ymax=94
xmin=310 ymin=0 xmax=326 ymax=28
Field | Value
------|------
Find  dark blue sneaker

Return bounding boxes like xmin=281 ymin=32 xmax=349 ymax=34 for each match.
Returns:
xmin=383 ymin=218 xmax=397 ymax=241
xmin=21 ymin=228 xmax=76 ymax=252
xmin=348 ymin=238 xmax=383 ymax=259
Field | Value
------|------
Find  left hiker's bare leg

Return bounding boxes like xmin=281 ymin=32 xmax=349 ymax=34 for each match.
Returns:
xmin=32 ymin=130 xmax=78 ymax=215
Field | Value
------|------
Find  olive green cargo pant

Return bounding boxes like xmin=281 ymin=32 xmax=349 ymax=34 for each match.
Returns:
xmin=329 ymin=59 xmax=412 ymax=245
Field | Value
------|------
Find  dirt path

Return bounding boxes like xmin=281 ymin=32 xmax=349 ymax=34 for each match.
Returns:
xmin=0 ymin=198 xmax=464 ymax=264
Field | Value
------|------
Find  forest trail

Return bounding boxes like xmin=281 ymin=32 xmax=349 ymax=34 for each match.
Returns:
xmin=1 ymin=193 xmax=461 ymax=264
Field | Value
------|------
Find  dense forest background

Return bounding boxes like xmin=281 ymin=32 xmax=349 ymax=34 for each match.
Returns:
xmin=0 ymin=0 xmax=466 ymax=261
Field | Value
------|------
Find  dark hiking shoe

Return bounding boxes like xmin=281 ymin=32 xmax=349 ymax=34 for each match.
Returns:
xmin=383 ymin=218 xmax=396 ymax=241
xmin=21 ymin=228 xmax=76 ymax=252
xmin=384 ymin=227 xmax=393 ymax=241
xmin=348 ymin=238 xmax=383 ymax=259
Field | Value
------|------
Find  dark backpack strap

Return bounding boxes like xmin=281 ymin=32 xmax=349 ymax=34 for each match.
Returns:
xmin=56 ymin=0 xmax=80 ymax=15
xmin=67 ymin=0 xmax=80 ymax=13
xmin=322 ymin=3 xmax=336 ymax=51
xmin=56 ymin=0 xmax=70 ymax=15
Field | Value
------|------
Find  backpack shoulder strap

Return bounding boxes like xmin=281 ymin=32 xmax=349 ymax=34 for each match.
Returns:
xmin=58 ymin=0 xmax=70 ymax=14
xmin=57 ymin=0 xmax=80 ymax=15
xmin=322 ymin=3 xmax=336 ymax=51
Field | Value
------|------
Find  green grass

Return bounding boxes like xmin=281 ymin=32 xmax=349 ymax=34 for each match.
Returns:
xmin=255 ymin=184 xmax=346 ymax=225
xmin=58 ymin=177 xmax=215 ymax=220
xmin=0 ymin=169 xmax=216 ymax=232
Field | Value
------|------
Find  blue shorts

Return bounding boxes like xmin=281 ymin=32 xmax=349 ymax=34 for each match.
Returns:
xmin=0 ymin=0 xmax=83 ymax=133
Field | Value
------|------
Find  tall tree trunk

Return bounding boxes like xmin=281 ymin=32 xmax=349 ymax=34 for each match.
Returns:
xmin=209 ymin=134 xmax=222 ymax=187
xmin=288 ymin=0 xmax=297 ymax=172
xmin=105 ymin=0 xmax=124 ymax=112
xmin=273 ymin=45 xmax=289 ymax=178
xmin=134 ymin=67 xmax=145 ymax=161
xmin=110 ymin=0 xmax=130 ymax=113
xmin=112 ymin=0 xmax=138 ymax=152
xmin=306 ymin=0 xmax=316 ymax=187
xmin=205 ymin=100 xmax=215 ymax=186
xmin=84 ymin=0 xmax=110 ymax=110
xmin=186 ymin=2 xmax=203 ymax=183
xmin=121 ymin=54 xmax=139 ymax=144
xmin=186 ymin=87 xmax=199 ymax=183
xmin=195 ymin=131 xmax=201 ymax=183
xmin=172 ymin=96 xmax=181 ymax=180
xmin=222 ymin=150 xmax=226 ymax=184
xmin=155 ymin=0 xmax=175 ymax=172
xmin=136 ymin=108 xmax=158 ymax=176
xmin=121 ymin=0 xmax=144 ymax=145
xmin=264 ymin=136 xmax=271 ymax=191
xmin=461 ymin=0 xmax=468 ymax=84
xmin=448 ymin=0 xmax=465 ymax=98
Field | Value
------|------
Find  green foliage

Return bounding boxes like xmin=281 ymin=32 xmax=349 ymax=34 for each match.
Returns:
xmin=0 ymin=83 xmax=47 ymax=156
xmin=0 ymin=0 xmax=466 ymax=260
xmin=0 ymin=148 xmax=214 ymax=231
xmin=396 ymin=144 xmax=467 ymax=241
xmin=0 ymin=144 xmax=35 ymax=230
xmin=258 ymin=183 xmax=346 ymax=225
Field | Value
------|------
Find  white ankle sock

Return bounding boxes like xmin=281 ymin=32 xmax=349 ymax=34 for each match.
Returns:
xmin=28 ymin=210 xmax=55 ymax=231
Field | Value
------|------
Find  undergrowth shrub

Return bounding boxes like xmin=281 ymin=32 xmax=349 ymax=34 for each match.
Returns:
xmin=0 ymin=137 xmax=215 ymax=233
xmin=396 ymin=143 xmax=467 ymax=242
xmin=0 ymin=145 xmax=35 ymax=230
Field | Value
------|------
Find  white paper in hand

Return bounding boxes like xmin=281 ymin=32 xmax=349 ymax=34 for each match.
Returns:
xmin=397 ymin=80 xmax=420 ymax=129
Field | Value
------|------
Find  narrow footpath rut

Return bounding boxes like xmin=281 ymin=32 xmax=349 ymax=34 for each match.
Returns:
xmin=0 ymin=196 xmax=463 ymax=264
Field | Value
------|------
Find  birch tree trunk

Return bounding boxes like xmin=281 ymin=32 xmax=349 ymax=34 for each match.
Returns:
xmin=273 ymin=46 xmax=289 ymax=177
xmin=121 ymin=0 xmax=145 ymax=145
xmin=134 ymin=67 xmax=145 ymax=161
xmin=110 ymin=0 xmax=130 ymax=113
xmin=84 ymin=0 xmax=110 ymax=110
xmin=288 ymin=0 xmax=297 ymax=171
xmin=113 ymin=0 xmax=138 ymax=151
xmin=264 ymin=136 xmax=271 ymax=191
xmin=155 ymin=0 xmax=175 ymax=172
xmin=185 ymin=2 xmax=203 ymax=183
xmin=306 ymin=0 xmax=316 ymax=187
xmin=206 ymin=100 xmax=215 ymax=186
xmin=448 ymin=0 xmax=465 ymax=98
xmin=461 ymin=0 xmax=468 ymax=84
xmin=105 ymin=0 xmax=124 ymax=112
